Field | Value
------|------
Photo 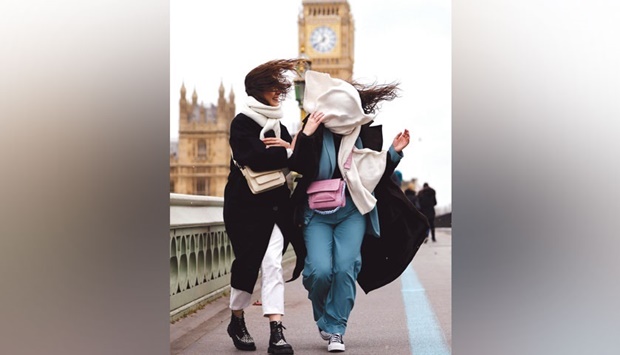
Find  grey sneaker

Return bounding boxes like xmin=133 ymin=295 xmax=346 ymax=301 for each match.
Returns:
xmin=318 ymin=327 xmax=331 ymax=341
xmin=327 ymin=333 xmax=345 ymax=352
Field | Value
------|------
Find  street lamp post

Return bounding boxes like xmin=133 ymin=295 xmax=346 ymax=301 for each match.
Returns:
xmin=294 ymin=50 xmax=311 ymax=121
xmin=289 ymin=51 xmax=312 ymax=189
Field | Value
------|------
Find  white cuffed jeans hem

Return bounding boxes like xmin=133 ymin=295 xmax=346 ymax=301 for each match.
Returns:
xmin=229 ymin=223 xmax=285 ymax=316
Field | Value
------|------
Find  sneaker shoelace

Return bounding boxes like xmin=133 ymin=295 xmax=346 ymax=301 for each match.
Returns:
xmin=330 ymin=334 xmax=343 ymax=344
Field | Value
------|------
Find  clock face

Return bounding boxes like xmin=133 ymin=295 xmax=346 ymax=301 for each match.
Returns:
xmin=310 ymin=26 xmax=337 ymax=53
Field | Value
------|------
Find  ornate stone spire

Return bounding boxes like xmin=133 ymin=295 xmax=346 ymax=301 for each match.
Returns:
xmin=219 ymin=80 xmax=225 ymax=98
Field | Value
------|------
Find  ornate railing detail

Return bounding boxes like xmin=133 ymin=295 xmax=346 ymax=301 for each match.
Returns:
xmin=170 ymin=194 xmax=231 ymax=318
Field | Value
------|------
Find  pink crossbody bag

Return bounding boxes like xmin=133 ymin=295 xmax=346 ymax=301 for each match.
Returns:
xmin=306 ymin=151 xmax=352 ymax=215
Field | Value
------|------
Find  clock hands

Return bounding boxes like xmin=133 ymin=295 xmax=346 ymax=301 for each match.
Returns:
xmin=311 ymin=27 xmax=335 ymax=52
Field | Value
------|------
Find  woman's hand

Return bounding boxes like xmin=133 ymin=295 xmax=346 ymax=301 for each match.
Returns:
xmin=261 ymin=137 xmax=291 ymax=149
xmin=392 ymin=129 xmax=410 ymax=153
xmin=302 ymin=111 xmax=325 ymax=136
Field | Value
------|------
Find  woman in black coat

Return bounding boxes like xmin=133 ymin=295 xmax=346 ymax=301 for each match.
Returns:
xmin=223 ymin=59 xmax=299 ymax=354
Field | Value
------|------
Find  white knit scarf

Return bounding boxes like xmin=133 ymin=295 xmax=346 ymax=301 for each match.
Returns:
xmin=303 ymin=70 xmax=388 ymax=215
xmin=240 ymin=96 xmax=283 ymax=139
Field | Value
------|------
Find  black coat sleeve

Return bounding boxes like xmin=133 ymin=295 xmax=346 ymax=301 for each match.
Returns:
xmin=289 ymin=120 xmax=322 ymax=178
xmin=230 ymin=114 xmax=291 ymax=172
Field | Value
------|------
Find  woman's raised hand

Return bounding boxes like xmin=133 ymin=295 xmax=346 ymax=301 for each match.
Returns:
xmin=302 ymin=111 xmax=325 ymax=136
xmin=392 ymin=129 xmax=410 ymax=153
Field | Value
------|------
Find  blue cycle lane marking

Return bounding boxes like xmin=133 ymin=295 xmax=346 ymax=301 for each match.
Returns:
xmin=401 ymin=265 xmax=451 ymax=355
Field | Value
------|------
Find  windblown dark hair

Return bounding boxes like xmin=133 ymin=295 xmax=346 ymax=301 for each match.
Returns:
xmin=351 ymin=81 xmax=400 ymax=115
xmin=244 ymin=59 xmax=300 ymax=105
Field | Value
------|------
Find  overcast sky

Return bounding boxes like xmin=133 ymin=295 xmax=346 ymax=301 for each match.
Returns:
xmin=171 ymin=0 xmax=451 ymax=208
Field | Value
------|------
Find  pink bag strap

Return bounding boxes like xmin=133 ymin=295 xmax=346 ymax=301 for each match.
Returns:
xmin=344 ymin=150 xmax=353 ymax=170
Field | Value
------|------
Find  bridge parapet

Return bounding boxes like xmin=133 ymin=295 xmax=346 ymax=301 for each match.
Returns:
xmin=170 ymin=193 xmax=232 ymax=321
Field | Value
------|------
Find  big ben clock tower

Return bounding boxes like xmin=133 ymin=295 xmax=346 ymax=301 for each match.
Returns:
xmin=298 ymin=0 xmax=354 ymax=81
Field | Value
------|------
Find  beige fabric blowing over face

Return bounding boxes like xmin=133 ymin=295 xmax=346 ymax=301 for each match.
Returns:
xmin=303 ymin=70 xmax=388 ymax=215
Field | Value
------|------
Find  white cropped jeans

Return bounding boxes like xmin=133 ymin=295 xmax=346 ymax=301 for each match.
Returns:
xmin=229 ymin=224 xmax=285 ymax=316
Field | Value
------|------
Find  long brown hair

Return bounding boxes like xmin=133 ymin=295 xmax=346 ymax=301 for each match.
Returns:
xmin=351 ymin=81 xmax=400 ymax=115
xmin=244 ymin=59 xmax=300 ymax=105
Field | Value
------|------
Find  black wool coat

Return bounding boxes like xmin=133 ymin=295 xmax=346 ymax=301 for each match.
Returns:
xmin=288 ymin=121 xmax=430 ymax=293
xmin=223 ymin=113 xmax=298 ymax=294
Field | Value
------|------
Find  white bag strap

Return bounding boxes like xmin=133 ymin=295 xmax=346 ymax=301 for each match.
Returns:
xmin=230 ymin=148 xmax=244 ymax=170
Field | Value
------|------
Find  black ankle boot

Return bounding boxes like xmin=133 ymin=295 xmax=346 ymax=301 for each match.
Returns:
xmin=268 ymin=321 xmax=294 ymax=354
xmin=227 ymin=311 xmax=256 ymax=351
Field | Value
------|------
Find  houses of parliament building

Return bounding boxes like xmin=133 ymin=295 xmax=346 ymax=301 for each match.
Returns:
xmin=170 ymin=0 xmax=355 ymax=196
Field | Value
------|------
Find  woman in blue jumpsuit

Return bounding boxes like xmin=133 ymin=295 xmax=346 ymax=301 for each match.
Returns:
xmin=288 ymin=70 xmax=414 ymax=353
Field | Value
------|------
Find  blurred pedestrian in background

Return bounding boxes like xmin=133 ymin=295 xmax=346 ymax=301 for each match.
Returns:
xmin=418 ymin=182 xmax=437 ymax=242
xmin=404 ymin=185 xmax=421 ymax=210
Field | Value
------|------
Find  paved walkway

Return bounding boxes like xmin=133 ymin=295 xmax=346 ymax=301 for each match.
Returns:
xmin=171 ymin=228 xmax=452 ymax=355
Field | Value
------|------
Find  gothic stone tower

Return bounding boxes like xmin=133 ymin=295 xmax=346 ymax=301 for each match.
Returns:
xmin=170 ymin=82 xmax=235 ymax=197
xmin=298 ymin=0 xmax=355 ymax=81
